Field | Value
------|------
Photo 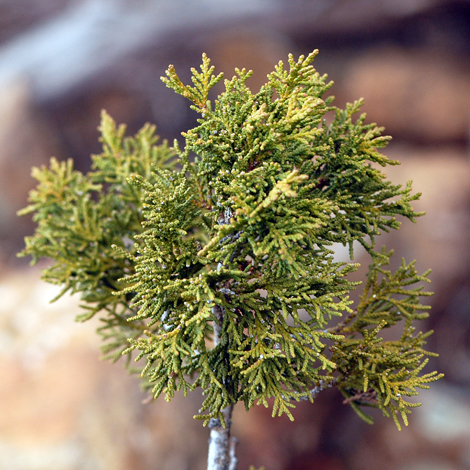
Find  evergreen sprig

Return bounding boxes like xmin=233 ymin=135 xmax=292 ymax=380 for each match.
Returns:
xmin=19 ymin=111 xmax=176 ymax=362
xmin=19 ymin=51 xmax=442 ymax=431
xmin=330 ymin=247 xmax=441 ymax=429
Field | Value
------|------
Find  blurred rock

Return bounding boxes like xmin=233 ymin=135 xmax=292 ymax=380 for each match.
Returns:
xmin=417 ymin=384 xmax=470 ymax=442
xmin=427 ymin=267 xmax=470 ymax=387
xmin=341 ymin=47 xmax=470 ymax=144
xmin=0 ymin=81 xmax=63 ymax=266
xmin=0 ymin=0 xmax=71 ymax=46
xmin=383 ymin=144 xmax=470 ymax=285
xmin=0 ymin=267 xmax=209 ymax=470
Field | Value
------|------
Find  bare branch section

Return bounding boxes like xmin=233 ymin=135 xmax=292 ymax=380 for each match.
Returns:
xmin=207 ymin=404 xmax=235 ymax=470
xmin=298 ymin=378 xmax=338 ymax=401
xmin=207 ymin=302 xmax=236 ymax=470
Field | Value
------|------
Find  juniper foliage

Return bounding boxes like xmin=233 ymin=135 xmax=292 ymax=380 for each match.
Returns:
xmin=19 ymin=51 xmax=442 ymax=430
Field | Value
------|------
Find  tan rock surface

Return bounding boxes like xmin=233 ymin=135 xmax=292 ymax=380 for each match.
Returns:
xmin=0 ymin=267 xmax=209 ymax=470
xmin=383 ymin=144 xmax=470 ymax=285
xmin=341 ymin=47 xmax=470 ymax=143
xmin=0 ymin=81 xmax=63 ymax=265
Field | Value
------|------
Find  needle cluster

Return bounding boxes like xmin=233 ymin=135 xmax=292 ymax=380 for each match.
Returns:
xmin=19 ymin=51 xmax=442 ymax=430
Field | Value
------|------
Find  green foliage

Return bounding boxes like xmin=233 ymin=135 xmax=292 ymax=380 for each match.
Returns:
xmin=18 ymin=113 xmax=176 ymax=360
xmin=330 ymin=248 xmax=440 ymax=429
xmin=19 ymin=51 xmax=442 ymax=430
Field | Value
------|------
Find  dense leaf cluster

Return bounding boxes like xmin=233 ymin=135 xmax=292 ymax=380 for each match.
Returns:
xmin=19 ymin=51 xmax=441 ymax=428
xmin=19 ymin=117 xmax=176 ymax=361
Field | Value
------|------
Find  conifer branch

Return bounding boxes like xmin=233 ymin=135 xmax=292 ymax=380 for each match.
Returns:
xmin=18 ymin=51 xmax=442 ymax=468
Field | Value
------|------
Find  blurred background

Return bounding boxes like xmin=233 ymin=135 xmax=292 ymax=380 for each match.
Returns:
xmin=1 ymin=0 xmax=470 ymax=469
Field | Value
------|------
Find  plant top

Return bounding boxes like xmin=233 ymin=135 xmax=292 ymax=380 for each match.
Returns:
xmin=19 ymin=51 xmax=442 ymax=430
